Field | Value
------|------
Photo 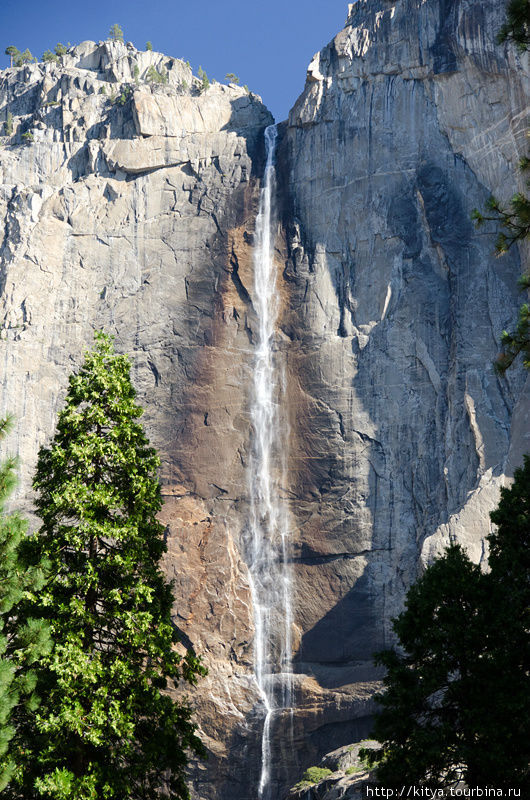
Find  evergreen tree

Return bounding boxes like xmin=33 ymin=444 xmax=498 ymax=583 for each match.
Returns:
xmin=498 ymin=0 xmax=530 ymax=49
xmin=16 ymin=332 xmax=205 ymax=800
xmin=4 ymin=46 xmax=19 ymax=67
xmin=15 ymin=49 xmax=36 ymax=66
xmin=362 ymin=547 xmax=489 ymax=789
xmin=109 ymin=23 xmax=124 ymax=43
xmin=146 ymin=41 xmax=153 ymax=51
xmin=0 ymin=417 xmax=51 ymax=793
xmin=42 ymin=50 xmax=59 ymax=63
xmin=485 ymin=456 xmax=530 ymax=789
xmin=54 ymin=43 xmax=67 ymax=56
xmin=197 ymin=66 xmax=209 ymax=93
xmin=363 ymin=464 xmax=530 ymax=791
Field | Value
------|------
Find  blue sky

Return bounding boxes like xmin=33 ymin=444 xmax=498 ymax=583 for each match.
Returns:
xmin=0 ymin=0 xmax=353 ymax=121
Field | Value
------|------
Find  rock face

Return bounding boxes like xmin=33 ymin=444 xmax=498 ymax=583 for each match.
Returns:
xmin=0 ymin=38 xmax=274 ymax=800
xmin=0 ymin=3 xmax=529 ymax=799
xmin=279 ymin=0 xmax=529 ymax=737
xmin=286 ymin=741 xmax=378 ymax=800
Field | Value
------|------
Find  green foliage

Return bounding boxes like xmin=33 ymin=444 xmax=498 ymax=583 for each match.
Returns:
xmin=4 ymin=112 xmax=13 ymax=136
xmin=472 ymin=173 xmax=530 ymax=368
xmin=133 ymin=64 xmax=140 ymax=83
xmin=42 ymin=50 xmax=58 ymax=63
xmin=109 ymin=23 xmax=124 ymax=42
xmin=496 ymin=300 xmax=530 ymax=372
xmin=146 ymin=65 xmax=167 ymax=84
xmin=12 ymin=332 xmax=205 ymax=799
xmin=364 ymin=465 xmax=530 ymax=793
xmin=98 ymin=85 xmax=107 ymax=95
xmin=197 ymin=66 xmax=209 ymax=93
xmin=0 ymin=417 xmax=51 ymax=793
xmin=345 ymin=765 xmax=364 ymax=776
xmin=21 ymin=130 xmax=34 ymax=144
xmin=363 ymin=546 xmax=488 ymax=789
xmin=146 ymin=41 xmax=153 ymax=51
xmin=243 ymin=84 xmax=249 ymax=93
xmin=180 ymin=80 xmax=188 ymax=91
xmin=54 ymin=43 xmax=67 ymax=56
xmin=225 ymin=72 xmax=240 ymax=84
xmin=115 ymin=85 xmax=133 ymax=106
xmin=293 ymin=767 xmax=333 ymax=789
xmin=497 ymin=0 xmax=530 ymax=50
xmin=487 ymin=457 xmax=530 ymax=779
xmin=12 ymin=48 xmax=36 ymax=67
xmin=5 ymin=46 xmax=19 ymax=67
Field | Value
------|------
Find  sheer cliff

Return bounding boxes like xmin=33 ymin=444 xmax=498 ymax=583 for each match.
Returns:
xmin=0 ymin=1 xmax=529 ymax=798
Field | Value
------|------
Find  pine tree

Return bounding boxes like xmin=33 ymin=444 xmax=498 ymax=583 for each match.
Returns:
xmin=362 ymin=547 xmax=489 ymax=789
xmin=498 ymin=0 xmax=530 ymax=50
xmin=109 ymin=23 xmax=124 ymax=43
xmin=16 ymin=332 xmax=205 ymax=800
xmin=16 ymin=49 xmax=36 ymax=66
xmin=485 ymin=456 xmax=530 ymax=789
xmin=42 ymin=50 xmax=59 ymax=63
xmin=363 ymin=464 xmax=530 ymax=791
xmin=197 ymin=66 xmax=209 ymax=93
xmin=0 ymin=417 xmax=51 ymax=793
xmin=4 ymin=46 xmax=19 ymax=68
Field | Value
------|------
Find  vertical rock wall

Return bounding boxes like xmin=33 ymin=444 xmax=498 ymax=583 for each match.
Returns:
xmin=0 ymin=41 xmax=275 ymax=800
xmin=277 ymin=0 xmax=530 ymax=782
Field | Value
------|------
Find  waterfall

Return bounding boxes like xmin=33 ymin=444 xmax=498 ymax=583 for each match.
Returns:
xmin=248 ymin=123 xmax=293 ymax=799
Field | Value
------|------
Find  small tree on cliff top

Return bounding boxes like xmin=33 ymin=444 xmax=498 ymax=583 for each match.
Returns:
xmin=109 ymin=23 xmax=124 ymax=42
xmin=16 ymin=332 xmax=205 ymax=800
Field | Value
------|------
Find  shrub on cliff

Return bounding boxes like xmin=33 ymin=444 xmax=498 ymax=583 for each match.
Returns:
xmin=0 ymin=417 xmax=51 ymax=793
xmin=363 ymin=458 xmax=530 ymax=792
xmin=146 ymin=65 xmax=168 ymax=84
xmin=197 ymin=66 xmax=209 ymax=93
xmin=13 ymin=332 xmax=205 ymax=800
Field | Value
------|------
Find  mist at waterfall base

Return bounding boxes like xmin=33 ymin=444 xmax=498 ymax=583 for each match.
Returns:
xmin=0 ymin=0 xmax=351 ymax=121
xmin=246 ymin=125 xmax=294 ymax=799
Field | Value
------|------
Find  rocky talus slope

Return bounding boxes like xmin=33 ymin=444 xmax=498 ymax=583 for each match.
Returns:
xmin=1 ymin=1 xmax=529 ymax=797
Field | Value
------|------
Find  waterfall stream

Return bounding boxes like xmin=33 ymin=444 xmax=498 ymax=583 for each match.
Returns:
xmin=248 ymin=124 xmax=293 ymax=799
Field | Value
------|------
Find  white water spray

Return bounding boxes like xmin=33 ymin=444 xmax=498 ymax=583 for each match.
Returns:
xmin=248 ymin=124 xmax=293 ymax=800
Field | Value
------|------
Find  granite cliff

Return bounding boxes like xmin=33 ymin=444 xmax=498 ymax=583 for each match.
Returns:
xmin=0 ymin=1 xmax=529 ymax=798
